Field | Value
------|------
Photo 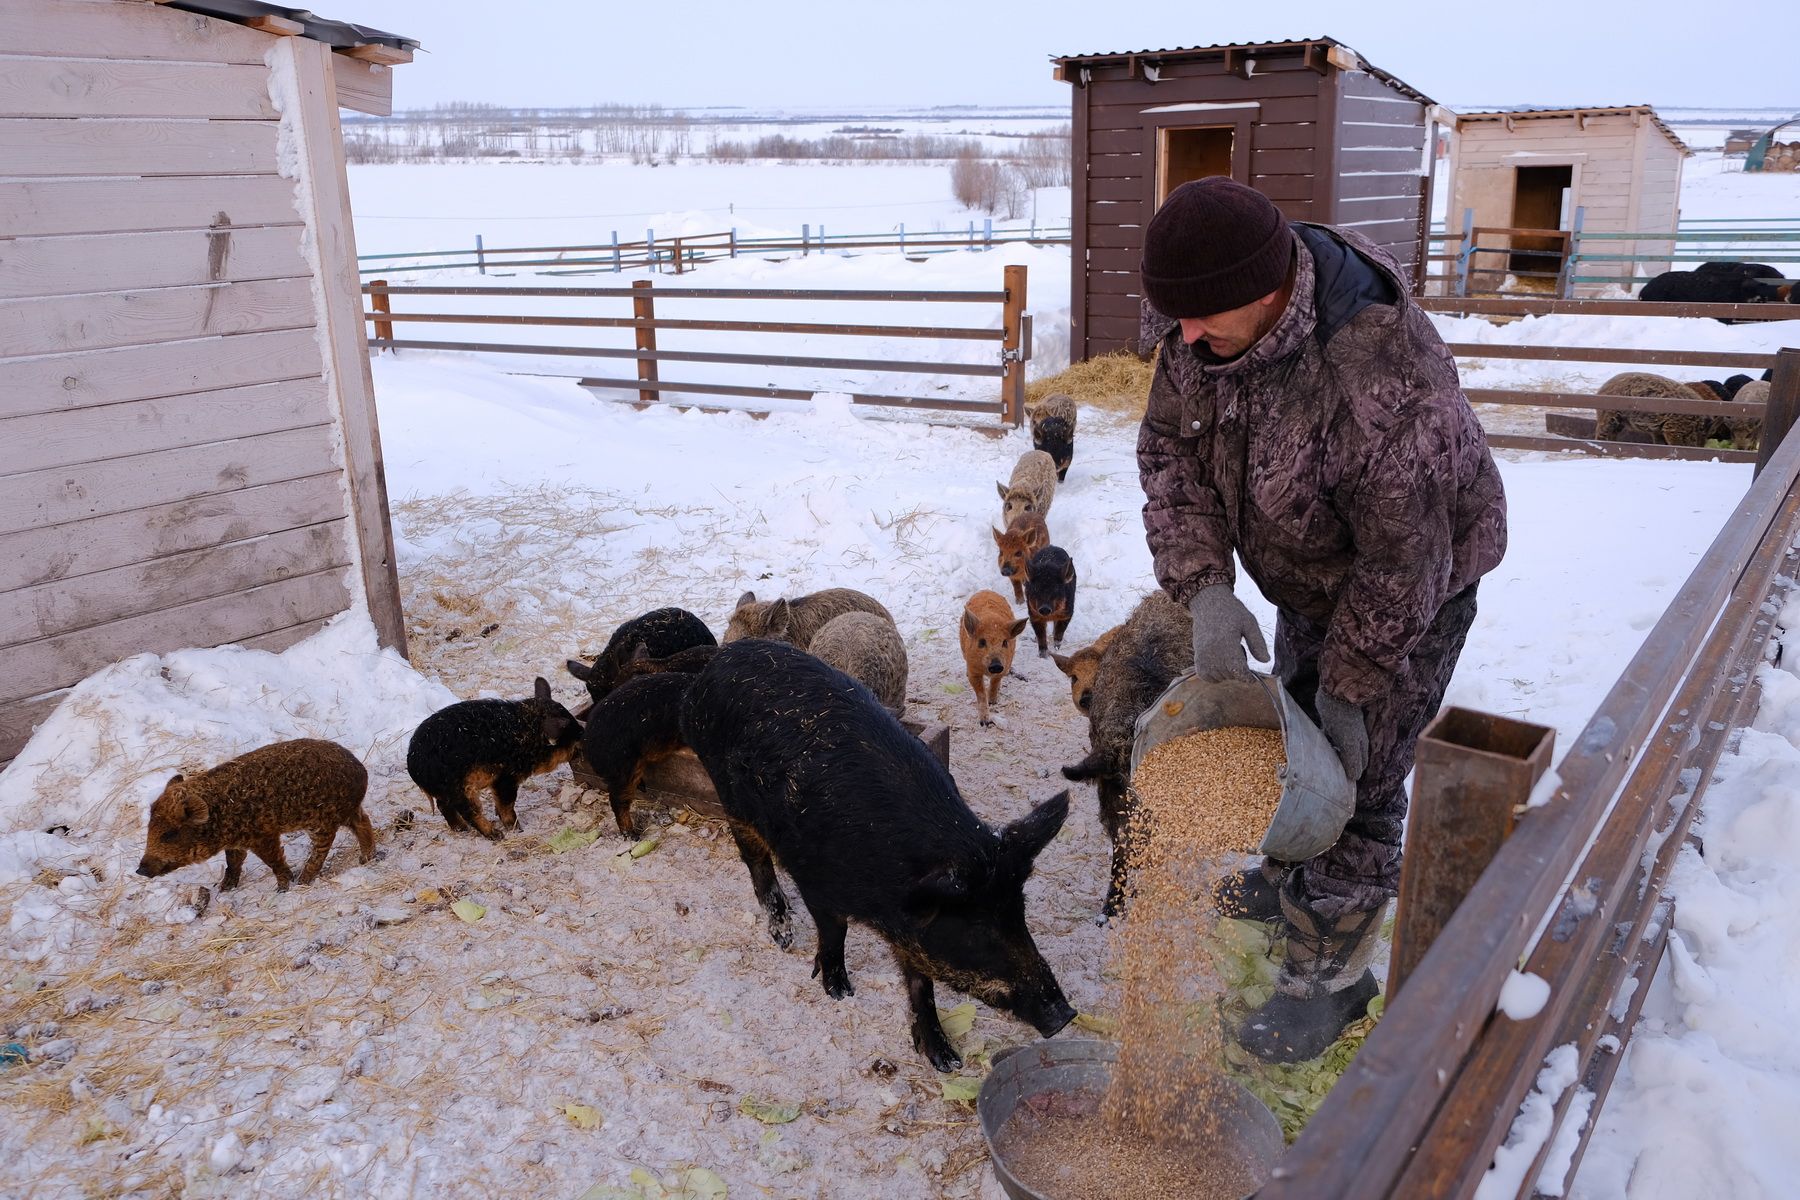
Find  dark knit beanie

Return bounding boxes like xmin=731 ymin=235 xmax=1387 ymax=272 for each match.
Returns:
xmin=1140 ymin=178 xmax=1294 ymax=317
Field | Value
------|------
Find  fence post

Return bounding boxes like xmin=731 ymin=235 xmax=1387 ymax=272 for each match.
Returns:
xmin=1000 ymin=264 xmax=1027 ymax=428
xmin=802 ymin=223 xmax=810 ymax=256
xmin=968 ymin=220 xmax=975 ymax=247
xmin=1387 ymin=709 xmax=1553 ymax=1001
xmin=1456 ymin=206 xmax=1474 ymax=297
xmin=369 ymin=278 xmax=393 ymax=352
xmin=646 ymin=228 xmax=655 ymax=273
xmin=673 ymin=236 xmax=684 ymax=275
xmin=984 ymin=217 xmax=992 ymax=249
xmin=1755 ymin=347 xmax=1800 ymax=479
xmin=730 ymin=228 xmax=737 ymax=258
xmin=612 ymin=230 xmax=621 ymax=273
xmin=1557 ymin=206 xmax=1585 ymax=299
xmin=899 ymin=223 xmax=905 ymax=253
xmin=475 ymin=234 xmax=486 ymax=276
xmin=632 ymin=279 xmax=657 ymax=406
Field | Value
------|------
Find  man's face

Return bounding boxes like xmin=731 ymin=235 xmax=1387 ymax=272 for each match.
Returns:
xmin=1176 ymin=288 xmax=1286 ymax=360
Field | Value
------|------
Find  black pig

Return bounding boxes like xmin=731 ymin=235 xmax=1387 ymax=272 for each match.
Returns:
xmin=680 ymin=639 xmax=1075 ymax=1069
xmin=566 ymin=608 xmax=716 ymax=704
xmin=580 ymin=672 xmax=692 ymax=839
xmin=407 ymin=678 xmax=582 ymax=839
xmin=1024 ymin=545 xmax=1076 ymax=658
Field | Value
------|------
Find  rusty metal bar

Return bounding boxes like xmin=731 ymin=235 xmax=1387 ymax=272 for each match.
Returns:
xmin=631 ymin=280 xmax=656 ymax=404
xmin=368 ymin=277 xmax=392 ymax=347
xmin=1755 ymin=347 xmax=1800 ymax=478
xmin=1000 ymin=263 xmax=1026 ymax=428
xmin=1483 ymin=433 xmax=1758 ymax=463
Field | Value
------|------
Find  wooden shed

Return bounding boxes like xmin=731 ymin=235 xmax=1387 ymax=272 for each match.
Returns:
xmin=0 ymin=1 xmax=419 ymax=764
xmin=1053 ymin=37 xmax=1438 ymax=361
xmin=1446 ymin=106 xmax=1689 ymax=295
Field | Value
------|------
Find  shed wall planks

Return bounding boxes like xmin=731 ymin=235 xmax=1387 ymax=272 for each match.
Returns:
xmin=3 ymin=378 xmax=333 ymax=476
xmin=0 ymin=1 xmax=276 ymax=64
xmin=0 ymin=474 xmax=348 ymax=594
xmin=0 ymin=521 xmax=352 ymax=650
xmin=2 ymin=567 xmax=353 ymax=707
xmin=0 ymin=174 xmax=303 ymax=238
xmin=0 ymin=58 xmax=277 ymax=119
xmin=0 ymin=424 xmax=339 ymax=536
xmin=0 ymin=276 xmax=316 ymax=357
xmin=0 ymin=328 xmax=325 ymax=418
xmin=0 ymin=226 xmax=311 ymax=300
xmin=0 ymin=117 xmax=282 ymax=177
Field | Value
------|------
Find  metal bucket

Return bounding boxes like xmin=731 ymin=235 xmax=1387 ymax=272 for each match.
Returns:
xmin=1128 ymin=670 xmax=1355 ymax=863
xmin=977 ymin=1038 xmax=1283 ymax=1200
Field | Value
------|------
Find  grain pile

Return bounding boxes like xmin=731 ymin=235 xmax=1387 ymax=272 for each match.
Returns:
xmin=994 ymin=726 xmax=1287 ymax=1199
xmin=994 ymin=1083 xmax=1262 ymax=1200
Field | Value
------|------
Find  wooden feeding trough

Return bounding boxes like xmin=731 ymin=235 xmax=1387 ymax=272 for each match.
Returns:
xmin=569 ymin=707 xmax=951 ymax=821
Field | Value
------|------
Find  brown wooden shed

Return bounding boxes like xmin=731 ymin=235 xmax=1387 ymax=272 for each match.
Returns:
xmin=0 ymin=1 xmax=418 ymax=764
xmin=1053 ymin=38 xmax=1438 ymax=360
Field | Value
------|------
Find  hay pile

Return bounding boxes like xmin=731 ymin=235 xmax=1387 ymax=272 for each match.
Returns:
xmin=1028 ymin=352 xmax=1156 ymax=419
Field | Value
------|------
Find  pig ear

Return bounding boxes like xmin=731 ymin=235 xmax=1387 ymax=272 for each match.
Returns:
xmin=766 ymin=599 xmax=790 ymax=634
xmin=1051 ymin=653 xmax=1073 ymax=676
xmin=534 ymin=676 xmax=553 ymax=705
xmin=961 ymin=609 xmax=978 ymax=637
xmin=991 ymin=526 xmax=1004 ymax=546
xmin=1008 ymin=617 xmax=1029 ymax=639
xmin=566 ymin=659 xmax=593 ymax=682
xmin=736 ymin=591 xmax=756 ymax=610
xmin=908 ymin=864 xmax=976 ymax=914
xmin=1063 ymin=560 xmax=1076 ymax=584
xmin=999 ymin=791 xmax=1070 ymax=873
xmin=996 ymin=481 xmax=1009 ymax=501
xmin=181 ymin=791 xmax=210 ymax=826
xmin=1026 ymin=524 xmax=1046 ymax=549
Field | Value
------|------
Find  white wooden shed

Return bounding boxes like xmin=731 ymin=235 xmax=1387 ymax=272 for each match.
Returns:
xmin=0 ymin=1 xmax=417 ymax=764
xmin=1445 ymin=105 xmax=1689 ymax=295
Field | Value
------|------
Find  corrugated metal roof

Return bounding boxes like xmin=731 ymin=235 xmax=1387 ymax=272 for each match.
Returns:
xmin=164 ymin=1 xmax=418 ymax=52
xmin=1451 ymin=105 xmax=1690 ymax=155
xmin=1051 ymin=37 xmax=1434 ymax=106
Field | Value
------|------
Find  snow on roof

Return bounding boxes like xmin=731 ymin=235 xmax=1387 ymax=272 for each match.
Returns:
xmin=162 ymin=0 xmax=418 ymax=54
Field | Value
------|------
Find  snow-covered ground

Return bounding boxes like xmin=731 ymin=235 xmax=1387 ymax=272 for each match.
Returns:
xmin=3 ymin=139 xmax=1799 ymax=1198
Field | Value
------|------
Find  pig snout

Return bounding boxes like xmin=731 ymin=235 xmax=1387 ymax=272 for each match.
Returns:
xmin=1019 ymin=985 xmax=1077 ymax=1038
xmin=1034 ymin=602 xmax=1055 ymax=617
xmin=986 ymin=658 xmax=1005 ymax=675
xmin=135 ymin=859 xmax=161 ymax=878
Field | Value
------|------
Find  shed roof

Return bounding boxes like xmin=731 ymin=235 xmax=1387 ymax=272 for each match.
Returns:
xmin=1452 ymin=106 xmax=1689 ymax=155
xmin=1051 ymin=36 xmax=1434 ymax=106
xmin=163 ymin=1 xmax=418 ymax=55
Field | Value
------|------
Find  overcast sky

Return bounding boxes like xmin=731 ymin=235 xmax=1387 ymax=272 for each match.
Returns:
xmin=341 ymin=0 xmax=1799 ymax=113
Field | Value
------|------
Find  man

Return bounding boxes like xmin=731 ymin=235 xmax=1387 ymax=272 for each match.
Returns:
xmin=1135 ymin=177 xmax=1507 ymax=1061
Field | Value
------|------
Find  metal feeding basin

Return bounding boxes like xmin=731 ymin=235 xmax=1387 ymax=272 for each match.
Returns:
xmin=977 ymin=1038 xmax=1283 ymax=1200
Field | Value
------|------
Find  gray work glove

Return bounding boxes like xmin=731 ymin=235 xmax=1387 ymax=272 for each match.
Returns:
xmin=1315 ymin=690 xmax=1369 ymax=785
xmin=1187 ymin=585 xmax=1271 ymax=682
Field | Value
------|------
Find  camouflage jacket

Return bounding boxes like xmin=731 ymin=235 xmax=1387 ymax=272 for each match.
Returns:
xmin=1136 ymin=224 xmax=1507 ymax=706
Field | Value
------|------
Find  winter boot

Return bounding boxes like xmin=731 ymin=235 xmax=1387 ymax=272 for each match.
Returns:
xmin=1237 ymin=879 xmax=1384 ymax=1063
xmin=1212 ymin=860 xmax=1287 ymax=923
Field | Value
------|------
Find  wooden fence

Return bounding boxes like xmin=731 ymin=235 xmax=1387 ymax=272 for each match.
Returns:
xmin=363 ymin=267 xmax=1032 ymax=426
xmin=1418 ymin=295 xmax=1800 ymax=463
xmin=356 ymin=222 xmax=1074 ymax=277
xmin=1264 ymin=413 xmax=1800 ymax=1199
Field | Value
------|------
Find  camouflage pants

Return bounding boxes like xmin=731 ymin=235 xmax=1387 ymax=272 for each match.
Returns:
xmin=1269 ymin=585 xmax=1480 ymax=920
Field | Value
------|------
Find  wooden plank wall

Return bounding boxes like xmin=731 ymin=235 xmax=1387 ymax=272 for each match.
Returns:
xmin=1331 ymin=71 xmax=1429 ymax=281
xmin=0 ymin=1 xmax=378 ymax=763
xmin=1078 ymin=53 xmax=1326 ymax=358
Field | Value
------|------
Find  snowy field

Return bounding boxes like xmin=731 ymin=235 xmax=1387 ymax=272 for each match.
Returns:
xmin=3 ymin=137 xmax=1800 ymax=1199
